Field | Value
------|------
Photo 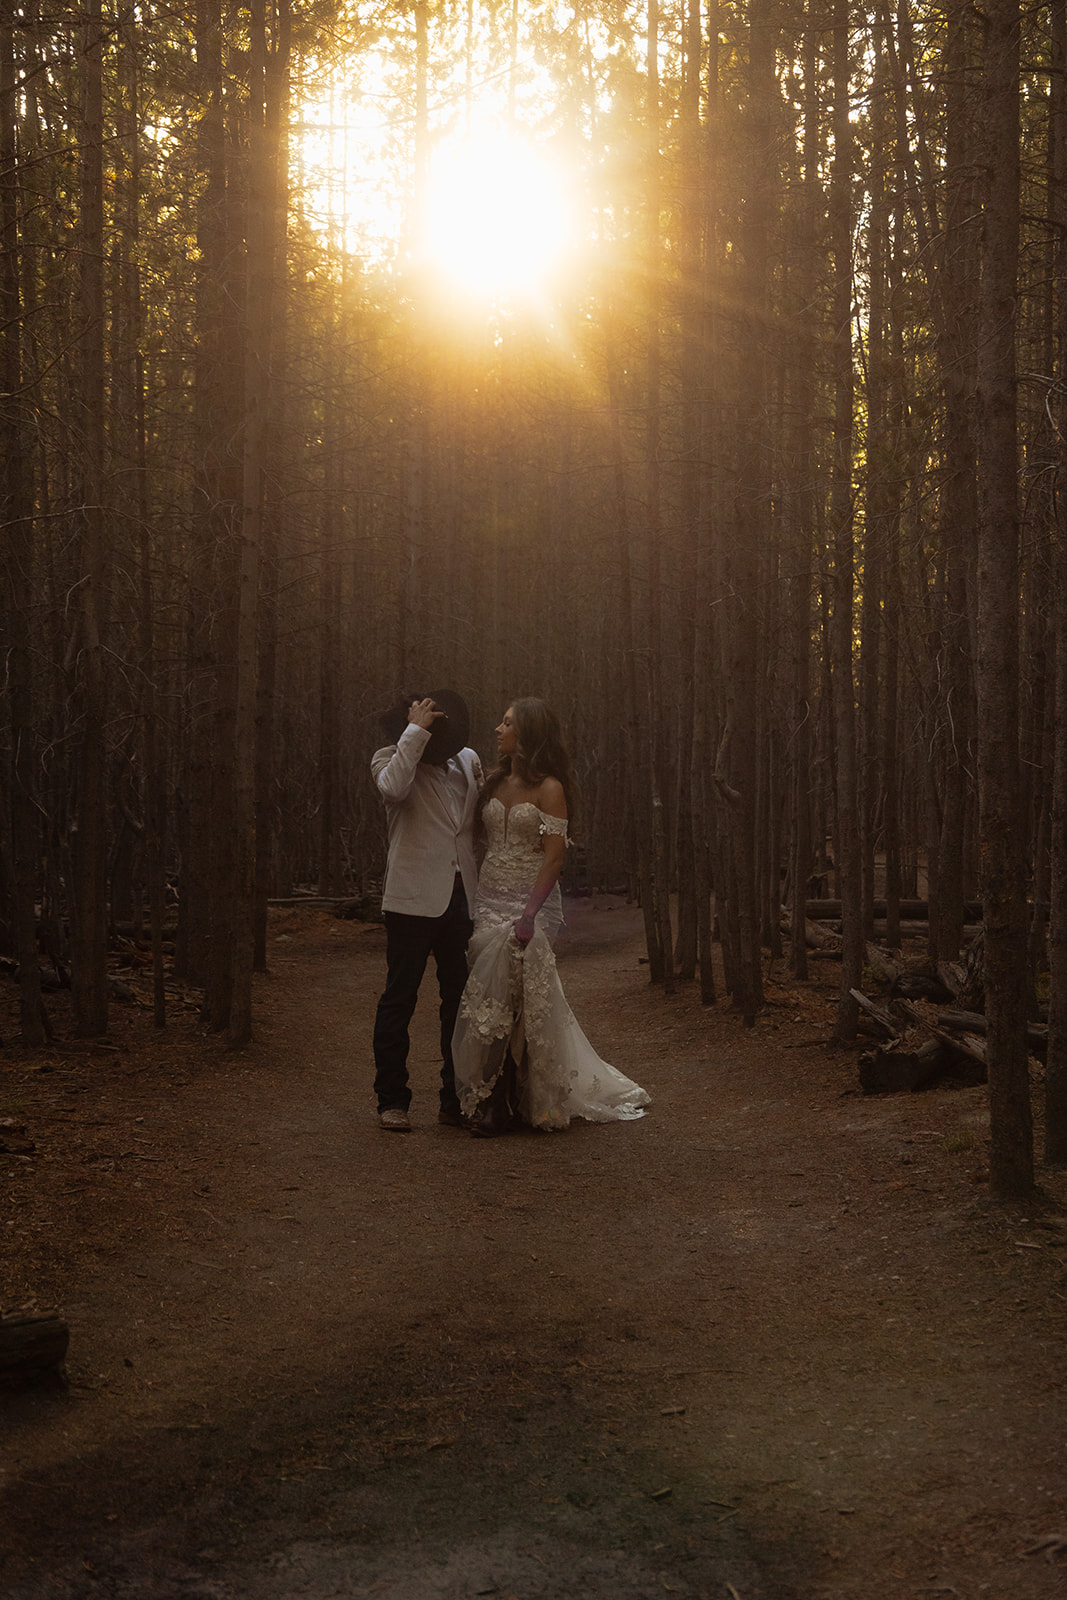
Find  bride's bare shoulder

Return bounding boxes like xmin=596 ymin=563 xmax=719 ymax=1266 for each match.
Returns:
xmin=535 ymin=776 xmax=567 ymax=818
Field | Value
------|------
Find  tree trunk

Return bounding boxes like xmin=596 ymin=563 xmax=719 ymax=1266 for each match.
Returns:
xmin=861 ymin=33 xmax=890 ymax=946
xmin=882 ymin=265 xmax=906 ymax=952
xmin=688 ymin=0 xmax=718 ymax=1003
xmin=671 ymin=0 xmax=704 ymax=985
xmin=828 ymin=0 xmax=862 ymax=1041
xmin=180 ymin=0 xmax=230 ymax=993
xmin=786 ymin=15 xmax=820 ymax=983
xmin=644 ymin=0 xmax=674 ymax=993
xmin=974 ymin=0 xmax=1034 ymax=1197
xmin=120 ymin=19 xmax=167 ymax=1027
xmin=1 ymin=6 xmax=44 ymax=1044
xmin=1045 ymin=0 xmax=1067 ymax=1164
xmin=229 ymin=0 xmax=274 ymax=1046
xmin=399 ymin=0 xmax=430 ymax=684
xmin=724 ymin=0 xmax=774 ymax=1026
xmin=932 ymin=0 xmax=980 ymax=965
xmin=70 ymin=0 xmax=109 ymax=1038
xmin=254 ymin=5 xmax=289 ymax=973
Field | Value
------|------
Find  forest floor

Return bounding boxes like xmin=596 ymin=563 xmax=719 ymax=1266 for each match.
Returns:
xmin=2 ymin=898 xmax=1067 ymax=1600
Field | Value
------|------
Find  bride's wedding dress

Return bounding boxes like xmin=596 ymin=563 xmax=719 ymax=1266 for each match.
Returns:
xmin=452 ymin=797 xmax=651 ymax=1130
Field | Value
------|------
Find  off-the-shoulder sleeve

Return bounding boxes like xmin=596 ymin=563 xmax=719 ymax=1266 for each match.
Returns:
xmin=538 ymin=811 xmax=569 ymax=844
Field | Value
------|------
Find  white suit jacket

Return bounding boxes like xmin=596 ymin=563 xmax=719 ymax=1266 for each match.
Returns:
xmin=372 ymin=723 xmax=483 ymax=918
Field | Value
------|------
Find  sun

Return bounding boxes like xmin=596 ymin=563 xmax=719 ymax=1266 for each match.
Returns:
xmin=421 ymin=133 xmax=574 ymax=301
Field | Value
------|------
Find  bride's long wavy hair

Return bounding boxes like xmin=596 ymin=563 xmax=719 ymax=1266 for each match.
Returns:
xmin=478 ymin=698 xmax=576 ymax=828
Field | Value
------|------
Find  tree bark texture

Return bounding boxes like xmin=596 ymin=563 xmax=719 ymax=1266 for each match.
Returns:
xmin=974 ymin=0 xmax=1034 ymax=1197
xmin=1 ymin=10 xmax=44 ymax=1044
xmin=1046 ymin=0 xmax=1067 ymax=1166
xmin=828 ymin=0 xmax=862 ymax=1041
xmin=70 ymin=0 xmax=109 ymax=1038
xmin=229 ymin=0 xmax=275 ymax=1046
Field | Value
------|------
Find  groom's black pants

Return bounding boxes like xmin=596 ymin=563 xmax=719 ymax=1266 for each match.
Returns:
xmin=372 ymin=876 xmax=473 ymax=1114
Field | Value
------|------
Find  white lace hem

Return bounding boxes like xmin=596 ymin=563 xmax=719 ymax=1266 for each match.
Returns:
xmin=453 ymin=922 xmax=650 ymax=1130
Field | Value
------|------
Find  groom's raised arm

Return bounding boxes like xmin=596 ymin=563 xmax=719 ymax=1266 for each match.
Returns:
xmin=372 ymin=721 xmax=431 ymax=802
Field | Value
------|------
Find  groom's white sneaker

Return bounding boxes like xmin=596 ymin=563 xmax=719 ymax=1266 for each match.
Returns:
xmin=379 ymin=1107 xmax=411 ymax=1132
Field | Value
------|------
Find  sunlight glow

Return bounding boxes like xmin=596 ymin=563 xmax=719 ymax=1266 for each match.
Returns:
xmin=421 ymin=134 xmax=574 ymax=299
xmin=289 ymin=5 xmax=604 ymax=307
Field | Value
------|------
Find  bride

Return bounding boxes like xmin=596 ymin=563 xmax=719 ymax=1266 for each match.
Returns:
xmin=452 ymin=698 xmax=650 ymax=1136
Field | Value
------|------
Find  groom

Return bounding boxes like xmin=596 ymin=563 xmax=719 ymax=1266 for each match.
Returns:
xmin=371 ymin=690 xmax=483 ymax=1131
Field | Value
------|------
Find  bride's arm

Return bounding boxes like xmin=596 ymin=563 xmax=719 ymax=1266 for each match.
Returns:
xmin=513 ymin=778 xmax=567 ymax=946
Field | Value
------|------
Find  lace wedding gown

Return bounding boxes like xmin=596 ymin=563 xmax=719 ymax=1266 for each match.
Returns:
xmin=452 ymin=798 xmax=651 ymax=1130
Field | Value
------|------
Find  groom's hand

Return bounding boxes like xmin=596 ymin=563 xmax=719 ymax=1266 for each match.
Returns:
xmin=408 ymin=697 xmax=443 ymax=730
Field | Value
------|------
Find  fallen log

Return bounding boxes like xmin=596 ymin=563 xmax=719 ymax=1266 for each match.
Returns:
xmin=863 ymin=945 xmax=901 ymax=988
xmin=851 ymin=988 xmax=992 ymax=1093
xmin=268 ymin=895 xmax=350 ymax=907
xmin=849 ymin=987 xmax=900 ymax=1039
xmin=935 ymin=1009 xmax=1048 ymax=1057
xmin=0 ymin=1309 xmax=69 ymax=1381
xmin=860 ymin=949 xmax=959 ymax=1004
xmin=936 ymin=960 xmax=967 ymax=998
xmin=937 ymin=1007 xmax=989 ymax=1033
xmin=892 ymin=969 xmax=957 ymax=1004
xmin=824 ymin=921 xmax=981 ymax=942
xmin=806 ymin=898 xmax=984 ymax=921
xmin=894 ymin=1000 xmax=988 ymax=1073
xmin=780 ymin=909 xmax=840 ymax=949
xmin=860 ymin=1037 xmax=945 ymax=1095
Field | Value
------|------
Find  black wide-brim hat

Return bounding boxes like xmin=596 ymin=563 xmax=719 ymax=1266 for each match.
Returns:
xmin=376 ymin=689 xmax=471 ymax=764
xmin=422 ymin=689 xmax=470 ymax=764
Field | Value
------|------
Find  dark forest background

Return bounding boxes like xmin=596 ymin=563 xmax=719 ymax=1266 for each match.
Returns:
xmin=2 ymin=0 xmax=1066 ymax=1198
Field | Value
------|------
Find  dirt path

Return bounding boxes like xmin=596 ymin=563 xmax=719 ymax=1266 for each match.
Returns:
xmin=3 ymin=901 xmax=1067 ymax=1599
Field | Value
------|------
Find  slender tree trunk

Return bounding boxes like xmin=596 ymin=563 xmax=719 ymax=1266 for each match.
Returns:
xmin=861 ymin=36 xmax=889 ymax=946
xmin=828 ymin=0 xmax=861 ymax=1040
xmin=1044 ymin=0 xmax=1067 ymax=1165
xmin=691 ymin=0 xmax=719 ymax=1006
xmin=974 ymin=0 xmax=1034 ymax=1196
xmin=1 ymin=6 xmax=44 ymax=1043
xmin=724 ymin=0 xmax=774 ymax=1025
xmin=649 ymin=7 xmax=673 ymax=996
xmin=318 ymin=118 xmax=344 ymax=900
xmin=672 ymin=0 xmax=703 ymax=984
xmin=318 ymin=376 xmax=343 ymax=896
xmin=229 ymin=0 xmax=273 ymax=1045
xmin=120 ymin=15 xmax=166 ymax=1026
xmin=180 ymin=0 xmax=229 ymax=991
xmin=882 ymin=199 xmax=908 ymax=952
xmin=606 ymin=294 xmax=661 ymax=979
xmin=1050 ymin=519 xmax=1067 ymax=1162
xmin=787 ymin=11 xmax=819 ymax=982
xmin=70 ymin=0 xmax=109 ymax=1038
xmin=932 ymin=0 xmax=980 ymax=963
xmin=399 ymin=0 xmax=430 ymax=683
xmin=254 ymin=4 xmax=289 ymax=970
xmin=692 ymin=596 xmax=717 ymax=1004
xmin=203 ymin=117 xmax=245 ymax=1030
xmin=882 ymin=470 xmax=904 ymax=951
